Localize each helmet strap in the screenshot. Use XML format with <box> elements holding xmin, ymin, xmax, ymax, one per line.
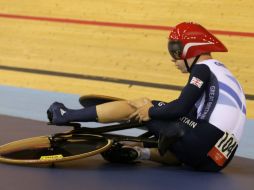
<box><xmin>184</xmin><ymin>55</ymin><xmax>200</xmax><ymax>73</ymax></box>
<box><xmin>184</xmin><ymin>59</ymin><xmax>190</xmax><ymax>72</ymax></box>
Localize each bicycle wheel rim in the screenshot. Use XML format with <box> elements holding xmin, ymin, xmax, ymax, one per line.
<box><xmin>0</xmin><ymin>134</ymin><xmax>112</xmax><ymax>165</ymax></box>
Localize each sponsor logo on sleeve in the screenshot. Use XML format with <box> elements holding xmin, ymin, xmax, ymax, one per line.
<box><xmin>190</xmin><ymin>76</ymin><xmax>204</xmax><ymax>88</ymax></box>
<box><xmin>158</xmin><ymin>102</ymin><xmax>166</xmax><ymax>107</ymax></box>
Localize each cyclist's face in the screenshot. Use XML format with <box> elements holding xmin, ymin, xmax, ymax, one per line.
<box><xmin>172</xmin><ymin>59</ymin><xmax>188</xmax><ymax>73</ymax></box>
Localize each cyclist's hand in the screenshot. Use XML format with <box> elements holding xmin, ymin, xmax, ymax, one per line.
<box><xmin>128</xmin><ymin>98</ymin><xmax>153</xmax><ymax>123</ymax></box>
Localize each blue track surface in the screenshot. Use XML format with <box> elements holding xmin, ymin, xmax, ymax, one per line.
<box><xmin>0</xmin><ymin>115</ymin><xmax>254</xmax><ymax>190</ymax></box>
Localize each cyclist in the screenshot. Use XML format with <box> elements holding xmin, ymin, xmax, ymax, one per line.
<box><xmin>47</xmin><ymin>22</ymin><xmax>246</xmax><ymax>172</ymax></box>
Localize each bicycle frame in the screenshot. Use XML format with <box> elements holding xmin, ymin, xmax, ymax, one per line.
<box><xmin>50</xmin><ymin>122</ymin><xmax>158</xmax><ymax>145</ymax></box>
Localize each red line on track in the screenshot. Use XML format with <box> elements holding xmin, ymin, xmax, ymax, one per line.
<box><xmin>0</xmin><ymin>13</ymin><xmax>254</xmax><ymax>38</ymax></box>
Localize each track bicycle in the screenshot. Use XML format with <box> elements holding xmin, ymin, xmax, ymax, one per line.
<box><xmin>0</xmin><ymin>95</ymin><xmax>157</xmax><ymax>166</ymax></box>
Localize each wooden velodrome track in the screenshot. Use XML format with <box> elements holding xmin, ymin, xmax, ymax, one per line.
<box><xmin>1</xmin><ymin>2</ymin><xmax>254</xmax><ymax>190</ymax></box>
<box><xmin>0</xmin><ymin>0</ymin><xmax>254</xmax><ymax>118</ymax></box>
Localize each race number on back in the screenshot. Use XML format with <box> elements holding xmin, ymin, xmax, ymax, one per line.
<box><xmin>208</xmin><ymin>132</ymin><xmax>238</xmax><ymax>166</ymax></box>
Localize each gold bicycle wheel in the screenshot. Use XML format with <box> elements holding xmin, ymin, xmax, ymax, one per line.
<box><xmin>0</xmin><ymin>134</ymin><xmax>112</xmax><ymax>165</ymax></box>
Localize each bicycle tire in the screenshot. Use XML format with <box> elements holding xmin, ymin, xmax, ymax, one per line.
<box><xmin>0</xmin><ymin>134</ymin><xmax>112</xmax><ymax>165</ymax></box>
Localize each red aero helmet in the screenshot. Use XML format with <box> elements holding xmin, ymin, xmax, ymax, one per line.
<box><xmin>168</xmin><ymin>22</ymin><xmax>228</xmax><ymax>60</ymax></box>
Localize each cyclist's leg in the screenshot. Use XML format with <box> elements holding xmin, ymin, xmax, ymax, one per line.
<box><xmin>149</xmin><ymin>148</ymin><xmax>182</xmax><ymax>165</ymax></box>
<box><xmin>96</xmin><ymin>100</ymin><xmax>136</xmax><ymax>123</ymax></box>
<box><xmin>96</xmin><ymin>97</ymin><xmax>151</xmax><ymax>123</ymax></box>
